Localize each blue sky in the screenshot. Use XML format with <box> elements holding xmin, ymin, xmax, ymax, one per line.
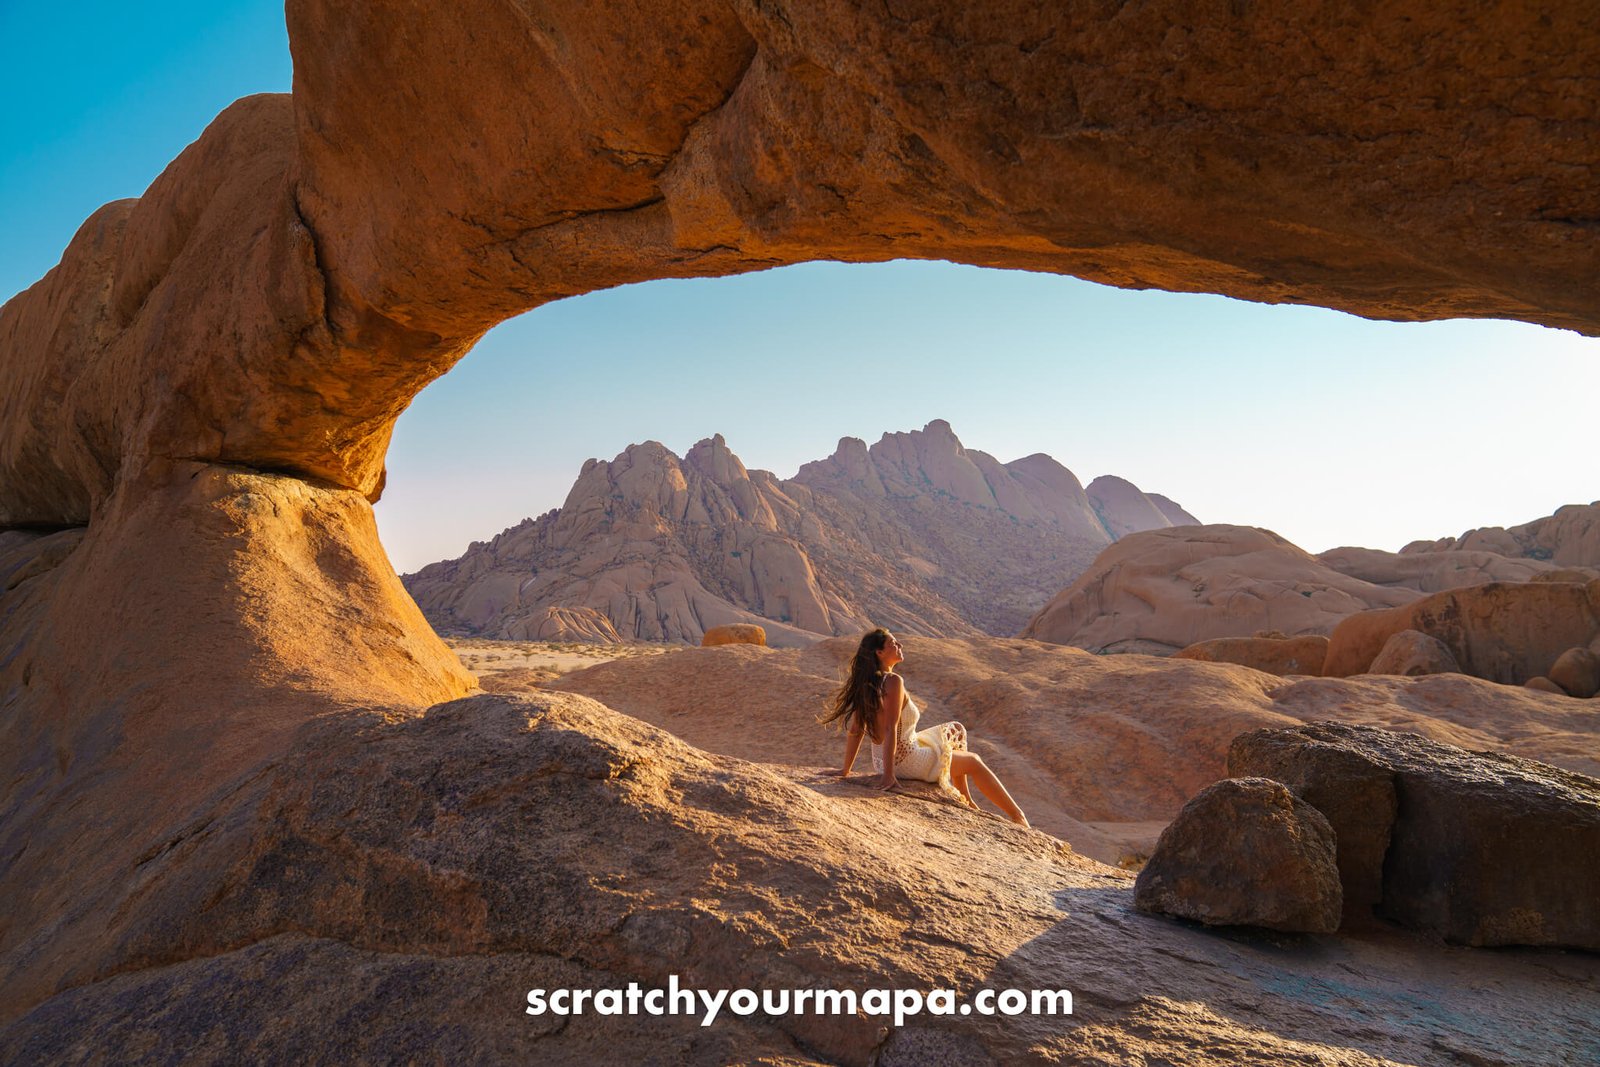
<box><xmin>5</xmin><ymin>2</ymin><xmax>1597</xmax><ymax>574</ymax></box>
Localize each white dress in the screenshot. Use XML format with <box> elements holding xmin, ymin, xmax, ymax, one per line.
<box><xmin>870</xmin><ymin>698</ymin><xmax>968</xmax><ymax>785</ymax></box>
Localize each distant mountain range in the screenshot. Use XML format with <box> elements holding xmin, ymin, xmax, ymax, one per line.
<box><xmin>403</xmin><ymin>420</ymin><xmax>1198</xmax><ymax>645</ymax></box>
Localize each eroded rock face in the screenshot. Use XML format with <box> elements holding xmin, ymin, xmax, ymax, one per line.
<box><xmin>1133</xmin><ymin>777</ymin><xmax>1342</xmax><ymax>933</ymax></box>
<box><xmin>1022</xmin><ymin>525</ymin><xmax>1416</xmax><ymax>654</ymax></box>
<box><xmin>1230</xmin><ymin>722</ymin><xmax>1600</xmax><ymax>949</ymax></box>
<box><xmin>1323</xmin><ymin>580</ymin><xmax>1600</xmax><ymax>681</ymax></box>
<box><xmin>405</xmin><ymin>423</ymin><xmax>1190</xmax><ymax>643</ymax></box>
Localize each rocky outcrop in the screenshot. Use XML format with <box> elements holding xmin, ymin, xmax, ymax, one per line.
<box><xmin>540</xmin><ymin>634</ymin><xmax>1600</xmax><ymax>865</ymax></box>
<box><xmin>701</xmin><ymin>623</ymin><xmax>766</xmax><ymax>647</ymax></box>
<box><xmin>405</xmin><ymin>423</ymin><xmax>1193</xmax><ymax>644</ymax></box>
<box><xmin>1171</xmin><ymin>635</ymin><xmax>1329</xmax><ymax>677</ymax></box>
<box><xmin>1323</xmin><ymin>580</ymin><xmax>1600</xmax><ymax>681</ymax></box>
<box><xmin>1318</xmin><ymin>544</ymin><xmax>1587</xmax><ymax>592</ymax></box>
<box><xmin>1366</xmin><ymin>630</ymin><xmax>1461</xmax><ymax>678</ymax></box>
<box><xmin>1022</xmin><ymin>525</ymin><xmax>1416</xmax><ymax>654</ymax></box>
<box><xmin>1133</xmin><ymin>778</ymin><xmax>1342</xmax><ymax>933</ymax></box>
<box><xmin>1403</xmin><ymin>502</ymin><xmax>1600</xmax><ymax>569</ymax></box>
<box><xmin>4</xmin><ymin>2</ymin><xmax>1600</xmax><ymax>1060</ymax></box>
<box><xmin>1230</xmin><ymin>723</ymin><xmax>1600</xmax><ymax>949</ymax></box>
<box><xmin>7</xmin><ymin>691</ymin><xmax>1599</xmax><ymax>1064</ymax></box>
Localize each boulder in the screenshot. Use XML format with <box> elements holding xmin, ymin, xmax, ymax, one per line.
<box><xmin>1230</xmin><ymin>722</ymin><xmax>1600</xmax><ymax>949</ymax></box>
<box><xmin>1525</xmin><ymin>676</ymin><xmax>1568</xmax><ymax>695</ymax></box>
<box><xmin>1366</xmin><ymin>630</ymin><xmax>1461</xmax><ymax>677</ymax></box>
<box><xmin>1023</xmin><ymin>525</ymin><xmax>1416</xmax><ymax>654</ymax></box>
<box><xmin>701</xmin><ymin>623</ymin><xmax>767</xmax><ymax>648</ymax></box>
<box><xmin>1227</xmin><ymin>732</ymin><xmax>1395</xmax><ymax>923</ymax></box>
<box><xmin>1171</xmin><ymin>635</ymin><xmax>1329</xmax><ymax>677</ymax></box>
<box><xmin>1133</xmin><ymin>777</ymin><xmax>1342</xmax><ymax>933</ymax></box>
<box><xmin>1548</xmin><ymin>647</ymin><xmax>1600</xmax><ymax>699</ymax></box>
<box><xmin>1324</xmin><ymin>581</ymin><xmax>1600</xmax><ymax>682</ymax></box>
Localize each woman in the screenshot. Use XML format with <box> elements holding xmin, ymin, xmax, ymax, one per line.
<box><xmin>822</xmin><ymin>628</ymin><xmax>1029</xmax><ymax>826</ymax></box>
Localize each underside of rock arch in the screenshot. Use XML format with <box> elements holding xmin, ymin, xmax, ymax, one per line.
<box><xmin>0</xmin><ymin>0</ymin><xmax>1597</xmax><ymax>1045</ymax></box>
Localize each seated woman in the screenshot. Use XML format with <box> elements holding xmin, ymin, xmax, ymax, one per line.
<box><xmin>822</xmin><ymin>628</ymin><xmax>1028</xmax><ymax>826</ymax></box>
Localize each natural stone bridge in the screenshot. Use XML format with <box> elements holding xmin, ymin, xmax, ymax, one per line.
<box><xmin>0</xmin><ymin>0</ymin><xmax>1596</xmax><ymax>1040</ymax></box>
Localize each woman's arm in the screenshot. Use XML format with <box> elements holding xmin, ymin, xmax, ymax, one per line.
<box><xmin>836</xmin><ymin>722</ymin><xmax>865</xmax><ymax>776</ymax></box>
<box><xmin>875</xmin><ymin>674</ymin><xmax>904</xmax><ymax>789</ymax></box>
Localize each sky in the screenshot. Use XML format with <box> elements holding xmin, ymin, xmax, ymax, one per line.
<box><xmin>5</xmin><ymin>2</ymin><xmax>1597</xmax><ymax>575</ymax></box>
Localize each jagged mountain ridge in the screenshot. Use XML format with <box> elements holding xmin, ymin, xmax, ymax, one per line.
<box><xmin>404</xmin><ymin>420</ymin><xmax>1198</xmax><ymax>644</ymax></box>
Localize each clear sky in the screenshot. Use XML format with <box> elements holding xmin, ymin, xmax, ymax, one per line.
<box><xmin>6</xmin><ymin>2</ymin><xmax>1597</xmax><ymax>575</ymax></box>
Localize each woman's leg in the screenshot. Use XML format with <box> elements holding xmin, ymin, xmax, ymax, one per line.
<box><xmin>950</xmin><ymin>751</ymin><xmax>1028</xmax><ymax>826</ymax></box>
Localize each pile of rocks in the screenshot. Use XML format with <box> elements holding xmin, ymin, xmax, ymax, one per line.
<box><xmin>1134</xmin><ymin>723</ymin><xmax>1600</xmax><ymax>950</ymax></box>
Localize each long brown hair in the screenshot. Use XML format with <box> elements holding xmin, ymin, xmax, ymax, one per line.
<box><xmin>819</xmin><ymin>628</ymin><xmax>893</xmax><ymax>742</ymax></box>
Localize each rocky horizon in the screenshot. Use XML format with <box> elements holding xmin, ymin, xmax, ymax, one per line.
<box><xmin>403</xmin><ymin>419</ymin><xmax>1197</xmax><ymax>645</ymax></box>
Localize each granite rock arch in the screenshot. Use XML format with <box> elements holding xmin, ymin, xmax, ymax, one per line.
<box><xmin>0</xmin><ymin>0</ymin><xmax>1596</xmax><ymax>1025</ymax></box>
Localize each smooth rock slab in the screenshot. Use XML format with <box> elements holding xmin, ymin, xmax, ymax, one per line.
<box><xmin>1133</xmin><ymin>777</ymin><xmax>1342</xmax><ymax>933</ymax></box>
<box><xmin>1230</xmin><ymin>722</ymin><xmax>1600</xmax><ymax>949</ymax></box>
<box><xmin>1172</xmin><ymin>634</ymin><xmax>1330</xmax><ymax>677</ymax></box>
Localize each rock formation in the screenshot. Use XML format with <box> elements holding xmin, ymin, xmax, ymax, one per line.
<box><xmin>1171</xmin><ymin>634</ymin><xmax>1330</xmax><ymax>677</ymax></box>
<box><xmin>1029</xmin><ymin>517</ymin><xmax>1600</xmax><ymax>665</ymax></box>
<box><xmin>700</xmin><ymin>623</ymin><xmax>766</xmax><ymax>647</ymax></box>
<box><xmin>404</xmin><ymin>422</ymin><xmax>1194</xmax><ymax>644</ymax></box>
<box><xmin>1021</xmin><ymin>525</ymin><xmax>1417</xmax><ymax>654</ymax></box>
<box><xmin>1086</xmin><ymin>476</ymin><xmax>1200</xmax><ymax>540</ymax></box>
<box><xmin>1323</xmin><ymin>580</ymin><xmax>1600</xmax><ymax>681</ymax></box>
<box><xmin>1366</xmin><ymin>629</ymin><xmax>1462</xmax><ymax>678</ymax></box>
<box><xmin>3</xmin><ymin>0</ymin><xmax>1599</xmax><ymax>1059</ymax></box>
<box><xmin>542</xmin><ymin>635</ymin><xmax>1600</xmax><ymax>863</ymax></box>
<box><xmin>1403</xmin><ymin>501</ymin><xmax>1600</xmax><ymax>568</ymax></box>
<box><xmin>1549</xmin><ymin>646</ymin><xmax>1600</xmax><ymax>698</ymax></box>
<box><xmin>1133</xmin><ymin>777</ymin><xmax>1342</xmax><ymax>933</ymax></box>
<box><xmin>1230</xmin><ymin>723</ymin><xmax>1600</xmax><ymax>950</ymax></box>
<box><xmin>1318</xmin><ymin>544</ymin><xmax>1590</xmax><ymax>592</ymax></box>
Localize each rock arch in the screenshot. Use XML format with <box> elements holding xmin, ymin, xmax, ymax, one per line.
<box><xmin>0</xmin><ymin>0</ymin><xmax>1596</xmax><ymax>1031</ymax></box>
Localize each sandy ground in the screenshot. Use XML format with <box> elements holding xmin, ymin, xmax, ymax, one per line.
<box><xmin>445</xmin><ymin>636</ymin><xmax>681</xmax><ymax>689</ymax></box>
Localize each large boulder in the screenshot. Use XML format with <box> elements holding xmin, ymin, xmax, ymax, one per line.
<box><xmin>1366</xmin><ymin>630</ymin><xmax>1461</xmax><ymax>677</ymax></box>
<box><xmin>701</xmin><ymin>623</ymin><xmax>767</xmax><ymax>647</ymax></box>
<box><xmin>1171</xmin><ymin>634</ymin><xmax>1329</xmax><ymax>676</ymax></box>
<box><xmin>1229</xmin><ymin>723</ymin><xmax>1600</xmax><ymax>949</ymax></box>
<box><xmin>1023</xmin><ymin>525</ymin><xmax>1416</xmax><ymax>654</ymax></box>
<box><xmin>1548</xmin><ymin>647</ymin><xmax>1600</xmax><ymax>699</ymax></box>
<box><xmin>1324</xmin><ymin>580</ymin><xmax>1600</xmax><ymax>681</ymax></box>
<box><xmin>1133</xmin><ymin>778</ymin><xmax>1342</xmax><ymax>933</ymax></box>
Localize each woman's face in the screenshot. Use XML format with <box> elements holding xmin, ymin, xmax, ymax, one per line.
<box><xmin>876</xmin><ymin>633</ymin><xmax>904</xmax><ymax>670</ymax></box>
